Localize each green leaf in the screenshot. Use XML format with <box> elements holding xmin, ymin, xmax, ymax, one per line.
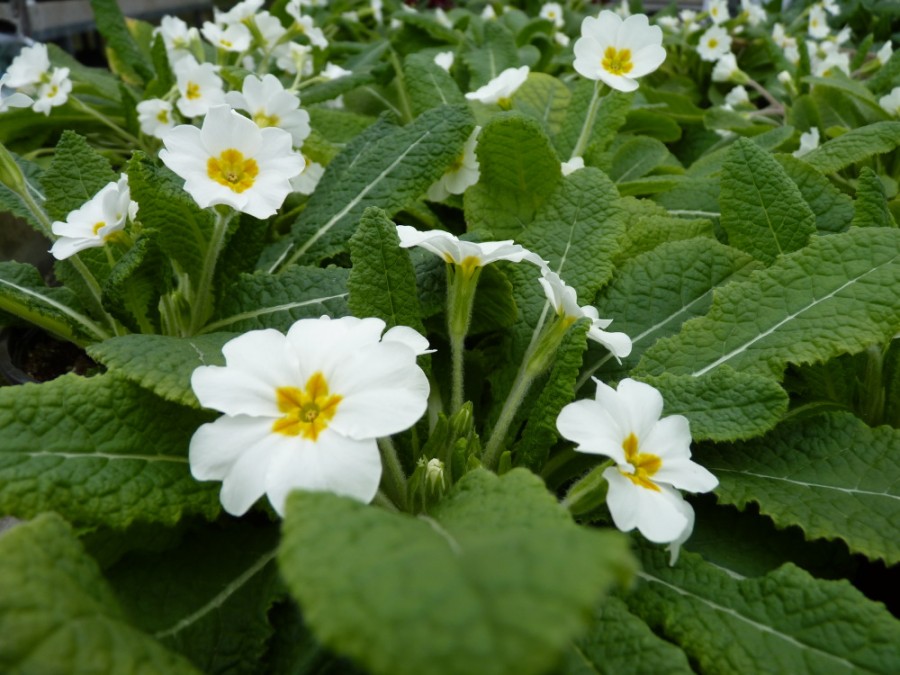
<box><xmin>469</xmin><ymin>264</ymin><xmax>519</xmax><ymax>334</ymax></box>
<box><xmin>204</xmin><ymin>266</ymin><xmax>349</xmax><ymax>333</ymax></box>
<box><xmin>867</xmin><ymin>49</ymin><xmax>900</xmax><ymax>95</ymax></box>
<box><xmin>777</xmin><ymin>154</ymin><xmax>854</xmax><ymax>234</ymax></box>
<box><xmin>698</xmin><ymin>411</ymin><xmax>900</xmax><ymax>565</ymax></box>
<box><xmin>561</xmin><ymin>596</ymin><xmax>693</xmax><ymax>675</ymax></box>
<box><xmin>852</xmin><ymin>167</ymin><xmax>897</xmax><ymax>229</ymax></box>
<box><xmin>627</xmin><ymin>547</ymin><xmax>900</xmax><ymax>674</ymax></box>
<box><xmin>719</xmin><ymin>137</ymin><xmax>816</xmax><ymax>264</ymax></box>
<box><xmin>515</xmin><ymin>321</ymin><xmax>589</xmax><ymax>471</ymax></box>
<box><xmin>41</xmin><ymin>131</ymin><xmax>117</xmax><ymax>222</ymax></box>
<box><xmin>0</xmin><ymin>261</ymin><xmax>107</xmax><ymax>344</ymax></box>
<box><xmin>510</xmin><ymin>72</ymin><xmax>572</xmax><ymax>138</ymax></box>
<box><xmin>612</xmin><ymin>205</ymin><xmax>715</xmax><ymax>264</ymax></box>
<box><xmin>463</xmin><ymin>21</ymin><xmax>519</xmax><ymax>87</ymax></box>
<box><xmin>348</xmin><ymin>207</ymin><xmax>425</xmax><ymax>332</ymax></box>
<box><xmin>520</xmin><ymin>167</ymin><xmax>623</xmax><ymax>301</ymax></box>
<box><xmin>637</xmin><ymin>228</ymin><xmax>900</xmax><ymax>379</ymax></box>
<box><xmin>621</xmin><ymin>108</ymin><xmax>683</xmax><ymax>143</ymax></box>
<box><xmin>101</xmin><ymin>235</ymin><xmax>167</xmax><ymax>334</ymax></box>
<box><xmin>88</xmin><ymin>333</ymin><xmax>234</xmax><ymax>408</ymax></box>
<box><xmin>608</xmin><ymin>136</ymin><xmax>671</xmax><ymax>183</ymax></box>
<box><xmin>403</xmin><ymin>53</ymin><xmax>466</xmax><ymax>117</ymax></box>
<box><xmin>0</xmin><ymin>373</ymin><xmax>219</xmax><ymax>527</ymax></box>
<box><xmin>89</xmin><ymin>0</ymin><xmax>154</xmax><ymax>83</ymax></box>
<box><xmin>279</xmin><ymin>469</ymin><xmax>635</xmax><ymax>675</ymax></box>
<box><xmin>464</xmin><ymin>112</ymin><xmax>561</xmax><ymax>239</ymax></box>
<box><xmin>279</xmin><ymin>105</ymin><xmax>473</xmax><ymax>267</ymax></box>
<box><xmin>0</xmin><ymin>514</ymin><xmax>200</xmax><ymax>674</ymax></box>
<box><xmin>640</xmin><ymin>368</ymin><xmax>789</xmax><ymax>442</ymax></box>
<box><xmin>802</xmin><ymin>121</ymin><xmax>900</xmax><ymax>174</ymax></box>
<box><xmin>299</xmin><ymin>72</ymin><xmax>377</xmax><ymax>107</ymax></box>
<box><xmin>47</xmin><ymin>42</ymin><xmax>122</xmax><ymax>102</ymax></box>
<box><xmin>107</xmin><ymin>520</ymin><xmax>281</xmax><ymax>675</ymax></box>
<box><xmin>557</xmin><ymin>82</ymin><xmax>633</xmax><ymax>159</ymax></box>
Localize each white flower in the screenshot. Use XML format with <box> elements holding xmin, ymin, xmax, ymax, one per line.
<box><xmin>160</xmin><ymin>105</ymin><xmax>305</xmax><ymax>219</ymax></box>
<box><xmin>793</xmin><ymin>127</ymin><xmax>820</xmax><ymax>157</ymax></box>
<box><xmin>573</xmin><ymin>11</ymin><xmax>665</xmax><ymax>93</ymax></box>
<box><xmin>811</xmin><ymin>47</ymin><xmax>849</xmax><ymax>76</ymax></box>
<box><xmin>225</xmin><ymin>74</ymin><xmax>311</xmax><ymax>147</ymax></box>
<box><xmin>434</xmin><ymin>8</ymin><xmax>452</xmax><ymax>29</ymax></box>
<box><xmin>32</xmin><ymin>68</ymin><xmax>71</xmax><ymax>116</ymax></box>
<box><xmin>295</xmin><ymin>15</ymin><xmax>328</xmax><ymax>49</ymax></box>
<box><xmin>724</xmin><ymin>85</ymin><xmax>750</xmax><ymax>107</ymax></box>
<box><xmin>4</xmin><ymin>43</ymin><xmax>50</xmax><ymax>90</ymax></box>
<box><xmin>540</xmin><ymin>3</ymin><xmax>565</xmax><ymax>29</ymax></box>
<box><xmin>137</xmin><ymin>98</ymin><xmax>175</xmax><ymax>138</ymax></box>
<box><xmin>697</xmin><ymin>25</ymin><xmax>732</xmax><ymax>62</ymax></box>
<box><xmin>434</xmin><ymin>51</ymin><xmax>454</xmax><ymax>71</ymax></box>
<box><xmin>424</xmin><ymin>458</ymin><xmax>446</xmax><ymax>490</ymax></box>
<box><xmin>706</xmin><ymin>0</ymin><xmax>730</xmax><ymax>25</ymax></box>
<box><xmin>834</xmin><ymin>26</ymin><xmax>851</xmax><ymax>45</ymax></box>
<box><xmin>371</xmin><ymin>0</ymin><xmax>384</xmax><ymax>25</ymax></box>
<box><xmin>481</xmin><ymin>5</ymin><xmax>496</xmax><ymax>20</ymax></box>
<box><xmin>822</xmin><ymin>0</ymin><xmax>840</xmax><ymax>16</ymax></box>
<box><xmin>201</xmin><ymin>21</ymin><xmax>252</xmax><ymax>52</ymax></box>
<box><xmin>538</xmin><ymin>268</ymin><xmax>631</xmax><ymax>358</ymax></box>
<box><xmin>465</xmin><ymin>66</ymin><xmax>529</xmax><ymax>105</ymax></box>
<box><xmin>679</xmin><ymin>9</ymin><xmax>701</xmax><ymax>34</ymax></box>
<box><xmin>556</xmin><ymin>378</ymin><xmax>718</xmax><ymax>544</ymax></box>
<box><xmin>291</xmin><ymin>156</ymin><xmax>325</xmax><ymax>195</ymax></box>
<box><xmin>189</xmin><ymin>316</ymin><xmax>430</xmax><ymax>516</ymax></box>
<box><xmin>613</xmin><ymin>0</ymin><xmax>630</xmax><ymax>19</ymax></box>
<box><xmin>155</xmin><ymin>16</ymin><xmax>199</xmax><ymax>66</ymax></box>
<box><xmin>880</xmin><ymin>87</ymin><xmax>900</xmax><ymax>116</ymax></box>
<box><xmin>656</xmin><ymin>16</ymin><xmax>680</xmax><ymax>31</ymax></box>
<box><xmin>554</xmin><ymin>32</ymin><xmax>571</xmax><ymax>47</ymax></box>
<box><xmin>255</xmin><ymin>11</ymin><xmax>288</xmax><ymax>52</ymax></box>
<box><xmin>50</xmin><ymin>176</ymin><xmax>136</xmax><ymax>260</ymax></box>
<box><xmin>561</xmin><ymin>156</ymin><xmax>585</xmax><ymax>176</ymax></box>
<box><xmin>777</xmin><ymin>70</ymin><xmax>793</xmax><ymax>86</ymax></box>
<box><xmin>711</xmin><ymin>53</ymin><xmax>740</xmax><ymax>82</ymax></box>
<box><xmin>0</xmin><ymin>77</ymin><xmax>32</xmax><ymax>112</ymax></box>
<box><xmin>214</xmin><ymin>0</ymin><xmax>264</xmax><ymax>26</ymax></box>
<box><xmin>277</xmin><ymin>43</ymin><xmax>314</xmax><ymax>76</ymax></box>
<box><xmin>808</xmin><ymin>5</ymin><xmax>829</xmax><ymax>40</ymax></box>
<box><xmin>321</xmin><ymin>62</ymin><xmax>352</xmax><ymax>80</ymax></box>
<box><xmin>877</xmin><ymin>41</ymin><xmax>893</xmax><ymax>65</ymax></box>
<box><xmin>426</xmin><ymin>126</ymin><xmax>480</xmax><ymax>201</ymax></box>
<box><xmin>396</xmin><ymin>225</ymin><xmax>545</xmax><ymax>272</ymax></box>
<box><xmin>174</xmin><ymin>56</ymin><xmax>225</xmax><ymax>118</ymax></box>
<box><xmin>740</xmin><ymin>0</ymin><xmax>766</xmax><ymax>26</ymax></box>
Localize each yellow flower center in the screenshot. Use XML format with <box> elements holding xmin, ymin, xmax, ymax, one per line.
<box><xmin>601</xmin><ymin>46</ymin><xmax>634</xmax><ymax>76</ymax></box>
<box><xmin>156</xmin><ymin>109</ymin><xmax>170</xmax><ymax>124</ymax></box>
<box><xmin>253</xmin><ymin>111</ymin><xmax>281</xmax><ymax>128</ymax></box>
<box><xmin>186</xmin><ymin>82</ymin><xmax>201</xmax><ymax>100</ymax></box>
<box><xmin>272</xmin><ymin>372</ymin><xmax>342</xmax><ymax>441</ymax></box>
<box><xmin>221</xmin><ymin>39</ymin><xmax>233</xmax><ymax>48</ymax></box>
<box><xmin>207</xmin><ymin>148</ymin><xmax>259</xmax><ymax>193</ymax></box>
<box><xmin>620</xmin><ymin>432</ymin><xmax>662</xmax><ymax>491</ymax></box>
<box><xmin>47</xmin><ymin>85</ymin><xmax>59</xmax><ymax>98</ymax></box>
<box><xmin>708</xmin><ymin>38</ymin><xmax>719</xmax><ymax>49</ymax></box>
<box><xmin>92</xmin><ymin>221</ymin><xmax>106</xmax><ymax>235</ymax></box>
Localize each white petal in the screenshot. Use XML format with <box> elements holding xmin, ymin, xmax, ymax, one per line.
<box><xmin>382</xmin><ymin>325</ymin><xmax>434</xmax><ymax>355</ymax></box>
<box><xmin>654</xmin><ymin>458</ymin><xmax>719</xmax><ymax>493</ymax></box>
<box><xmin>604</xmin><ymin>468</ymin><xmax>690</xmax><ymax>543</ymax></box>
<box><xmin>641</xmin><ymin>414</ymin><xmax>692</xmax><ymax>460</ymax></box>
<box><xmin>556</xmin><ymin>399</ymin><xmax>628</xmax><ymax>463</ymax></box>
<box><xmin>286</xmin><ymin>316</ymin><xmax>385</xmax><ymax>384</ymax></box>
<box><xmin>616</xmin><ymin>378</ymin><xmax>664</xmax><ymax>441</ymax></box>
<box><xmin>219</xmin><ymin>427</ymin><xmax>292</xmax><ymax>515</ymax></box>
<box><xmin>189</xmin><ymin>415</ymin><xmax>274</xmax><ymax>481</ymax></box>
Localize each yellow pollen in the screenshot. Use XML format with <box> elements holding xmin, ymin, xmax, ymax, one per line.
<box><xmin>272</xmin><ymin>372</ymin><xmax>342</xmax><ymax>441</ymax></box>
<box><xmin>620</xmin><ymin>432</ymin><xmax>663</xmax><ymax>492</ymax></box>
<box><xmin>47</xmin><ymin>85</ymin><xmax>59</xmax><ymax>98</ymax></box>
<box><xmin>207</xmin><ymin>148</ymin><xmax>259</xmax><ymax>193</ymax></box>
<box><xmin>458</xmin><ymin>255</ymin><xmax>481</xmax><ymax>277</ymax></box>
<box><xmin>92</xmin><ymin>221</ymin><xmax>106</xmax><ymax>235</ymax></box>
<box><xmin>601</xmin><ymin>46</ymin><xmax>634</xmax><ymax>76</ymax></box>
<box><xmin>221</xmin><ymin>39</ymin><xmax>233</xmax><ymax>48</ymax></box>
<box><xmin>253</xmin><ymin>111</ymin><xmax>281</xmax><ymax>128</ymax></box>
<box><xmin>156</xmin><ymin>110</ymin><xmax>170</xmax><ymax>124</ymax></box>
<box><xmin>186</xmin><ymin>82</ymin><xmax>201</xmax><ymax>100</ymax></box>
<box><xmin>708</xmin><ymin>38</ymin><xmax>719</xmax><ymax>49</ymax></box>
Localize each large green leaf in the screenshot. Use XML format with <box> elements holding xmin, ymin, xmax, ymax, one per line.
<box><xmin>0</xmin><ymin>373</ymin><xmax>219</xmax><ymax>527</ymax></box>
<box><xmin>802</xmin><ymin>121</ymin><xmax>900</xmax><ymax>174</ymax></box>
<box><xmin>777</xmin><ymin>154</ymin><xmax>854</xmax><ymax>234</ymax></box>
<box><xmin>698</xmin><ymin>412</ymin><xmax>900</xmax><ymax>565</ymax></box>
<box><xmin>279</xmin><ymin>469</ymin><xmax>634</xmax><ymax>675</ymax></box>
<box><xmin>41</xmin><ymin>130</ymin><xmax>117</xmax><ymax>222</ymax></box>
<box><xmin>511</xmin><ymin>72</ymin><xmax>572</xmax><ymax>138</ymax></box>
<box><xmin>462</xmin><ymin>21</ymin><xmax>519</xmax><ymax>87</ymax></box>
<box><xmin>557</xmin><ymin>82</ymin><xmax>633</xmax><ymax>159</ymax></box>
<box><xmin>627</xmin><ymin>547</ymin><xmax>900</xmax><ymax>674</ymax></box>
<box><xmin>852</xmin><ymin>167</ymin><xmax>896</xmax><ymax>229</ymax></box>
<box><xmin>100</xmin><ymin>234</ymin><xmax>167</xmax><ymax>334</ymax></box>
<box><xmin>0</xmin><ymin>514</ymin><xmax>200</xmax><ymax>674</ymax></box>
<box><xmin>403</xmin><ymin>52</ymin><xmax>466</xmax><ymax>117</ymax></box>
<box><xmin>278</xmin><ymin>105</ymin><xmax>473</xmax><ymax>267</ymax></box>
<box><xmin>719</xmin><ymin>138</ymin><xmax>816</xmax><ymax>265</ymax></box>
<box><xmin>348</xmin><ymin>207</ymin><xmax>424</xmax><ymax>333</ymax></box>
<box><xmin>89</xmin><ymin>0</ymin><xmax>154</xmax><ymax>82</ymax></box>
<box><xmin>637</xmin><ymin>228</ymin><xmax>900</xmax><ymax>379</ymax></box>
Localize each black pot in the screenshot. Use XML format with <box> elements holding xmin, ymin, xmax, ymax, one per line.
<box><xmin>0</xmin><ymin>327</ymin><xmax>95</xmax><ymax>385</ymax></box>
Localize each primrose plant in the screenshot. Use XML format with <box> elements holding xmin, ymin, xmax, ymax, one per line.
<box><xmin>1</xmin><ymin>0</ymin><xmax>900</xmax><ymax>674</ymax></box>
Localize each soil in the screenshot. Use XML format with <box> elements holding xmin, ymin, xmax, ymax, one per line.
<box><xmin>0</xmin><ymin>328</ymin><xmax>96</xmax><ymax>384</ymax></box>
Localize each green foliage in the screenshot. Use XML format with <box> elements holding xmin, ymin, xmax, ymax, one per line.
<box><xmin>463</xmin><ymin>22</ymin><xmax>519</xmax><ymax>87</ymax></box>
<box><xmin>698</xmin><ymin>412</ymin><xmax>900</xmax><ymax>564</ymax></box>
<box><xmin>852</xmin><ymin>167</ymin><xmax>897</xmax><ymax>228</ymax></box>
<box><xmin>403</xmin><ymin>53</ymin><xmax>466</xmax><ymax>117</ymax></box>
<box><xmin>101</xmin><ymin>235</ymin><xmax>167</xmax><ymax>333</ymax></box>
<box><xmin>0</xmin><ymin>514</ymin><xmax>200</xmax><ymax>674</ymax></box>
<box><xmin>608</xmin><ymin>136</ymin><xmax>671</xmax><ymax>183</ymax></box>
<box><xmin>511</xmin><ymin>73</ymin><xmax>571</xmax><ymax>138</ymax></box>
<box><xmin>777</xmin><ymin>154</ymin><xmax>855</xmax><ymax>234</ymax></box>
<box><xmin>802</xmin><ymin>121</ymin><xmax>900</xmax><ymax>173</ymax></box>
<box><xmin>0</xmin><ymin>373</ymin><xmax>219</xmax><ymax>527</ymax></box>
<box><xmin>557</xmin><ymin>83</ymin><xmax>633</xmax><ymax>159</ymax></box>
<box><xmin>42</xmin><ymin>131</ymin><xmax>117</xmax><ymax>221</ymax></box>
<box><xmin>89</xmin><ymin>0</ymin><xmax>154</xmax><ymax>83</ymax></box>
<box><xmin>279</xmin><ymin>469</ymin><xmax>635</xmax><ymax>675</ymax></box>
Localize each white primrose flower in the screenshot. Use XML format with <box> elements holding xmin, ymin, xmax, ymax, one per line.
<box><xmin>32</xmin><ymin>68</ymin><xmax>72</xmax><ymax>116</ymax></box>
<box><xmin>561</xmin><ymin>156</ymin><xmax>585</xmax><ymax>176</ymax></box>
<box><xmin>0</xmin><ymin>77</ymin><xmax>33</xmax><ymax>112</ymax></box>
<box><xmin>879</xmin><ymin>87</ymin><xmax>900</xmax><ymax>116</ymax></box>
<box><xmin>174</xmin><ymin>56</ymin><xmax>225</xmax><ymax>118</ymax></box>
<box><xmin>740</xmin><ymin>0</ymin><xmax>766</xmax><ymax>26</ymax></box>
<box><xmin>225</xmin><ymin>74</ymin><xmax>311</xmax><ymax>147</ymax></box>
<box><xmin>434</xmin><ymin>8</ymin><xmax>453</xmax><ymax>29</ymax></box>
<box><xmin>711</xmin><ymin>52</ymin><xmax>741</xmax><ymax>82</ymax></box>
<box><xmin>554</xmin><ymin>32</ymin><xmax>571</xmax><ymax>47</ymax></box>
<box><xmin>808</xmin><ymin>5</ymin><xmax>830</xmax><ymax>40</ymax></box>
<box><xmin>877</xmin><ymin>41</ymin><xmax>893</xmax><ymax>65</ymax></box>
<box><xmin>290</xmin><ymin>156</ymin><xmax>325</xmax><ymax>195</ymax></box>
<box><xmin>136</xmin><ymin>98</ymin><xmax>175</xmax><ymax>138</ymax></box>
<box><xmin>155</xmin><ymin>16</ymin><xmax>199</xmax><ymax>66</ymax></box>
<box><xmin>793</xmin><ymin>127</ymin><xmax>820</xmax><ymax>158</ymax></box>
<box><xmin>540</xmin><ymin>3</ymin><xmax>565</xmax><ymax>29</ymax></box>
<box><xmin>426</xmin><ymin>126</ymin><xmax>481</xmax><ymax>201</ymax></box>
<box><xmin>679</xmin><ymin>9</ymin><xmax>701</xmax><ymax>34</ymax></box>
<box><xmin>573</xmin><ymin>11</ymin><xmax>665</xmax><ymax>93</ymax></box>
<box><xmin>215</xmin><ymin>0</ymin><xmax>264</xmax><ymax>26</ymax></box>
<box><xmin>613</xmin><ymin>0</ymin><xmax>630</xmax><ymax>19</ymax></box>
<box><xmin>201</xmin><ymin>21</ymin><xmax>252</xmax><ymax>52</ymax></box>
<box><xmin>481</xmin><ymin>5</ymin><xmax>496</xmax><ymax>20</ymax></box>
<box><xmin>189</xmin><ymin>316</ymin><xmax>430</xmax><ymax>516</ymax></box>
<box><xmin>697</xmin><ymin>25</ymin><xmax>732</xmax><ymax>62</ymax></box>
<box><xmin>396</xmin><ymin>225</ymin><xmax>545</xmax><ymax>272</ymax></box>
<box><xmin>434</xmin><ymin>51</ymin><xmax>455</xmax><ymax>71</ymax></box>
<box><xmin>295</xmin><ymin>15</ymin><xmax>328</xmax><ymax>49</ymax></box>
<box><xmin>465</xmin><ymin>66</ymin><xmax>529</xmax><ymax>106</ymax></box>
<box><xmin>277</xmin><ymin>43</ymin><xmax>314</xmax><ymax>77</ymax></box>
<box><xmin>822</xmin><ymin>0</ymin><xmax>840</xmax><ymax>16</ymax></box>
<box><xmin>4</xmin><ymin>43</ymin><xmax>51</xmax><ymax>90</ymax></box>
<box><xmin>255</xmin><ymin>11</ymin><xmax>289</xmax><ymax>53</ymax></box>
<box><xmin>160</xmin><ymin>105</ymin><xmax>305</xmax><ymax>219</ymax></box>
<box><xmin>724</xmin><ymin>85</ymin><xmax>750</xmax><ymax>107</ymax></box>
<box><xmin>50</xmin><ymin>176</ymin><xmax>136</xmax><ymax>260</ymax></box>
<box><xmin>706</xmin><ymin>0</ymin><xmax>730</xmax><ymax>25</ymax></box>
<box><xmin>372</xmin><ymin>0</ymin><xmax>384</xmax><ymax>25</ymax></box>
<box><xmin>321</xmin><ymin>62</ymin><xmax>353</xmax><ymax>80</ymax></box>
<box><xmin>556</xmin><ymin>378</ymin><xmax>718</xmax><ymax>545</ymax></box>
<box><xmin>538</xmin><ymin>268</ymin><xmax>632</xmax><ymax>359</ymax></box>
<box><xmin>656</xmin><ymin>16</ymin><xmax>680</xmax><ymax>31</ymax></box>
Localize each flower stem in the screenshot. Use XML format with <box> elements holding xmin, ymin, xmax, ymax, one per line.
<box><xmin>745</xmin><ymin>78</ymin><xmax>785</xmax><ymax>116</ymax></box>
<box><xmin>446</xmin><ymin>264</ymin><xmax>481</xmax><ymax>414</ymax></box>
<box><xmin>560</xmin><ymin>460</ymin><xmax>614</xmax><ymax>515</ymax></box>
<box><xmin>70</xmin><ymin>97</ymin><xmax>146</xmax><ymax>150</ymax></box>
<box><xmin>570</xmin><ymin>80</ymin><xmax>605</xmax><ymax>160</ymax></box>
<box><xmin>189</xmin><ymin>207</ymin><xmax>235</xmax><ymax>334</ymax></box>
<box><xmin>378</xmin><ymin>436</ymin><xmax>408</xmax><ymax>511</ymax></box>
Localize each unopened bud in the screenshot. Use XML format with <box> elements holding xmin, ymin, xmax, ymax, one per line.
<box><xmin>0</xmin><ymin>142</ymin><xmax>27</xmax><ymax>195</ymax></box>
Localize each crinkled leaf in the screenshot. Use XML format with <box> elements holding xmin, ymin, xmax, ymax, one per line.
<box><xmin>300</xmin><ymin>72</ymin><xmax>377</xmax><ymax>107</ymax></box>
<box><xmin>279</xmin><ymin>469</ymin><xmax>635</xmax><ymax>675</ymax></box>
<box><xmin>521</xmin><ymin>167</ymin><xmax>623</xmax><ymax>301</ymax></box>
<box><xmin>463</xmin><ymin>21</ymin><xmax>518</xmax><ymax>87</ymax></box>
<box><xmin>348</xmin><ymin>207</ymin><xmax>424</xmax><ymax>332</ymax></box>
<box><xmin>403</xmin><ymin>53</ymin><xmax>465</xmax><ymax>117</ymax></box>
<box><xmin>698</xmin><ymin>411</ymin><xmax>900</xmax><ymax>565</ymax></box>
<box><xmin>107</xmin><ymin>520</ymin><xmax>281</xmax><ymax>675</ymax></box>
<box><xmin>0</xmin><ymin>373</ymin><xmax>219</xmax><ymax>527</ymax></box>
<box><xmin>511</xmin><ymin>72</ymin><xmax>572</xmax><ymax>138</ymax></box>
<box><xmin>852</xmin><ymin>167</ymin><xmax>896</xmax><ymax>229</ymax></box>
<box><xmin>88</xmin><ymin>333</ymin><xmax>234</xmax><ymax>408</ymax></box>
<box><xmin>0</xmin><ymin>514</ymin><xmax>200</xmax><ymax>674</ymax></box>
<box><xmin>42</xmin><ymin>130</ymin><xmax>117</xmax><ymax>222</ymax></box>
<box><xmin>464</xmin><ymin>112</ymin><xmax>561</xmax><ymax>239</ymax></box>
<box><xmin>609</xmin><ymin>136</ymin><xmax>671</xmax><ymax>183</ymax></box>
<box><xmin>101</xmin><ymin>235</ymin><xmax>167</xmax><ymax>334</ymax></box>
<box><xmin>613</xmin><ymin>204</ymin><xmax>715</xmax><ymax>264</ymax></box>
<box><xmin>802</xmin><ymin>121</ymin><xmax>900</xmax><ymax>174</ymax></box>
<box><xmin>621</xmin><ymin>108</ymin><xmax>683</xmax><ymax>143</ymax></box>
<box><xmin>89</xmin><ymin>0</ymin><xmax>154</xmax><ymax>83</ymax></box>
<box><xmin>204</xmin><ymin>266</ymin><xmax>349</xmax><ymax>333</ymax></box>
<box><xmin>720</xmin><ymin>137</ymin><xmax>816</xmax><ymax>265</ymax></box>
<box><xmin>638</xmin><ymin>228</ymin><xmax>900</xmax><ymax>379</ymax></box>
<box><xmin>627</xmin><ymin>547</ymin><xmax>900</xmax><ymax>675</ymax></box>
<box><xmin>777</xmin><ymin>154</ymin><xmax>854</xmax><ymax>234</ymax></box>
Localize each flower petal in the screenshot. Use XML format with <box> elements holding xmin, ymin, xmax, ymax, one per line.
<box><xmin>556</xmin><ymin>399</ymin><xmax>628</xmax><ymax>463</ymax></box>
<box><xmin>604</xmin><ymin>468</ymin><xmax>690</xmax><ymax>543</ymax></box>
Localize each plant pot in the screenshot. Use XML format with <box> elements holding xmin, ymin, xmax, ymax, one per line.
<box><xmin>0</xmin><ymin>327</ymin><xmax>95</xmax><ymax>384</ymax></box>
